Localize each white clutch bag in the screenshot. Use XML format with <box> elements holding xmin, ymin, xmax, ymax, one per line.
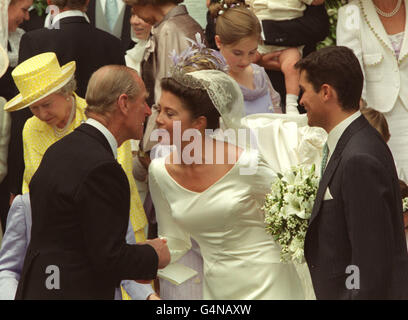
<box><xmin>158</xmin><ymin>263</ymin><xmax>198</xmax><ymax>286</ymax></box>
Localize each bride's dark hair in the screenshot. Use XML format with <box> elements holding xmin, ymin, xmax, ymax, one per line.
<box><xmin>160</xmin><ymin>41</ymin><xmax>228</xmax><ymax>130</ymax></box>
<box><xmin>160</xmin><ymin>78</ymin><xmax>220</xmax><ymax>130</ymax></box>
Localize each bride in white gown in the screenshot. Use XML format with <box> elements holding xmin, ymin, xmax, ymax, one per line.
<box><xmin>148</xmin><ymin>57</ymin><xmax>310</xmax><ymax>298</ymax></box>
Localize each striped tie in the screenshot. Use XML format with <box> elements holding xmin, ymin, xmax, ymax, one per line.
<box><xmin>320</xmin><ymin>142</ymin><xmax>329</xmax><ymax>179</ymax></box>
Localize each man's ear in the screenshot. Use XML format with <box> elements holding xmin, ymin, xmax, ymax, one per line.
<box><xmin>117</xmin><ymin>94</ymin><xmax>129</xmax><ymax>115</ymax></box>
<box><xmin>320</xmin><ymin>84</ymin><xmax>333</xmax><ymax>101</ymax></box>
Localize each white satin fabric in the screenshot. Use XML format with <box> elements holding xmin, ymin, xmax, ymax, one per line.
<box><xmin>242</xmin><ymin>113</ymin><xmax>327</xmax><ymax>173</ymax></box>
<box><xmin>149</xmin><ymin>148</ymin><xmax>305</xmax><ymax>300</ymax></box>
<box><xmin>242</xmin><ymin>113</ymin><xmax>327</xmax><ymax>300</ymax></box>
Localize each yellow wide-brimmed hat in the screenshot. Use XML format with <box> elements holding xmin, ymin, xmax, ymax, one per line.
<box><xmin>4</xmin><ymin>52</ymin><xmax>76</xmax><ymax>112</ymax></box>
<box><xmin>0</xmin><ymin>45</ymin><xmax>8</xmax><ymax>78</ymax></box>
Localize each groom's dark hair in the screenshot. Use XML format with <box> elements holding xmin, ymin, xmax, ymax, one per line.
<box><xmin>295</xmin><ymin>46</ymin><xmax>363</xmax><ymax>112</ymax></box>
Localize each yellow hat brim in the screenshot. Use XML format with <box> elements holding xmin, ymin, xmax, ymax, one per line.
<box><xmin>0</xmin><ymin>45</ymin><xmax>8</xmax><ymax>79</ymax></box>
<box><xmin>4</xmin><ymin>61</ymin><xmax>76</xmax><ymax>112</ymax></box>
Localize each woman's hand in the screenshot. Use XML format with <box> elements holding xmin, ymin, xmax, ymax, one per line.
<box><xmin>138</xmin><ymin>151</ymin><xmax>151</xmax><ymax>170</ymax></box>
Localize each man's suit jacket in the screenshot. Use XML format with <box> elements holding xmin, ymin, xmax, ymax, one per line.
<box><xmin>15</xmin><ymin>124</ymin><xmax>158</xmax><ymax>299</ymax></box>
<box><xmin>337</xmin><ymin>0</ymin><xmax>408</xmax><ymax>113</ymax></box>
<box><xmin>87</xmin><ymin>0</ymin><xmax>133</xmax><ymax>53</ymax></box>
<box><xmin>18</xmin><ymin>15</ymin><xmax>125</xmax><ymax>97</ymax></box>
<box><xmin>6</xmin><ymin>15</ymin><xmax>125</xmax><ymax>198</ymax></box>
<box><xmin>304</xmin><ymin>115</ymin><xmax>408</xmax><ymax>299</ymax></box>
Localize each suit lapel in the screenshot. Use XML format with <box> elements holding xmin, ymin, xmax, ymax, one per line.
<box><xmin>87</xmin><ymin>0</ymin><xmax>96</xmax><ymax>26</ymax></box>
<box><xmin>75</xmin><ymin>123</ymin><xmax>115</xmax><ymax>158</ymax></box>
<box><xmin>309</xmin><ymin>115</ymin><xmax>368</xmax><ymax>224</ymax></box>
<box><xmin>359</xmin><ymin>0</ymin><xmax>394</xmax><ymax>55</ymax></box>
<box><xmin>121</xmin><ymin>5</ymin><xmax>132</xmax><ymax>49</ymax></box>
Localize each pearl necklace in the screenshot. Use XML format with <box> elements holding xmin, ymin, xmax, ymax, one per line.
<box><xmin>53</xmin><ymin>96</ymin><xmax>76</xmax><ymax>138</ymax></box>
<box><xmin>374</xmin><ymin>0</ymin><xmax>403</xmax><ymax>18</ymax></box>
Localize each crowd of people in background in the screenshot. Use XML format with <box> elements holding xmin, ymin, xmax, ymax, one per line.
<box><xmin>0</xmin><ymin>0</ymin><xmax>407</xmax><ymax>300</ymax></box>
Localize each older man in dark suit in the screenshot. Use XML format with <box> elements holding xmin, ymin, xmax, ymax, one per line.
<box><xmin>87</xmin><ymin>0</ymin><xmax>133</xmax><ymax>53</ymax></box>
<box><xmin>6</xmin><ymin>0</ymin><xmax>126</xmax><ymax>217</ymax></box>
<box><xmin>15</xmin><ymin>65</ymin><xmax>170</xmax><ymax>299</ymax></box>
<box><xmin>297</xmin><ymin>46</ymin><xmax>408</xmax><ymax>299</ymax></box>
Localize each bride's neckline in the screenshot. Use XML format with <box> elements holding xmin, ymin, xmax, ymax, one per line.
<box><xmin>163</xmin><ymin>148</ymin><xmax>246</xmax><ymax>194</ymax></box>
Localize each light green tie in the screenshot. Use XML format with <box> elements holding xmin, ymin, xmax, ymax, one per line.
<box><xmin>320</xmin><ymin>142</ymin><xmax>329</xmax><ymax>178</ymax></box>
<box><xmin>105</xmin><ymin>0</ymin><xmax>118</xmax><ymax>32</ymax></box>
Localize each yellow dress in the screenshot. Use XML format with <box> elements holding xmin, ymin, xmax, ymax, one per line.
<box><xmin>22</xmin><ymin>94</ymin><xmax>148</xmax><ymax>300</ymax></box>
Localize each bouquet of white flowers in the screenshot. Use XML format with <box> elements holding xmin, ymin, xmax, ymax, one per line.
<box><xmin>262</xmin><ymin>164</ymin><xmax>319</xmax><ymax>264</ymax></box>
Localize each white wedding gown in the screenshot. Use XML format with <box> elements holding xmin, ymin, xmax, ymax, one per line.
<box><xmin>149</xmin><ymin>113</ymin><xmax>326</xmax><ymax>300</ymax></box>
<box><xmin>242</xmin><ymin>113</ymin><xmax>327</xmax><ymax>300</ymax></box>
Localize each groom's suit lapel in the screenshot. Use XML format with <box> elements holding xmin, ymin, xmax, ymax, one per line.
<box><xmin>309</xmin><ymin>115</ymin><xmax>368</xmax><ymax>225</ymax></box>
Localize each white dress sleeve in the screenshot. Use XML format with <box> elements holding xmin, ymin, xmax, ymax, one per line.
<box><xmin>148</xmin><ymin>160</ymin><xmax>192</xmax><ymax>263</ymax></box>
<box><xmin>242</xmin><ymin>113</ymin><xmax>326</xmax><ymax>174</ymax></box>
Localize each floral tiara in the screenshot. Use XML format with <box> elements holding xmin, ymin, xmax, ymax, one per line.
<box><xmin>168</xmin><ymin>32</ymin><xmax>229</xmax><ymax>90</ymax></box>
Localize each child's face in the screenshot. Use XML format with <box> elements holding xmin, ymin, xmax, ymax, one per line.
<box><xmin>130</xmin><ymin>13</ymin><xmax>152</xmax><ymax>41</ymax></box>
<box><xmin>216</xmin><ymin>36</ymin><xmax>258</xmax><ymax>74</ymax></box>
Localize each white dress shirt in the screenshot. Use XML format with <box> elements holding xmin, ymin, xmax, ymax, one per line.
<box><xmin>326</xmin><ymin>111</ymin><xmax>361</xmax><ymax>164</ymax></box>
<box><xmin>86</xmin><ymin>118</ymin><xmax>118</xmax><ymax>159</ymax></box>
<box><xmin>45</xmin><ymin>10</ymin><xmax>90</xmax><ymax>29</ymax></box>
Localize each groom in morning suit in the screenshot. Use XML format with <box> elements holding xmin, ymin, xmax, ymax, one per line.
<box><xmin>297</xmin><ymin>46</ymin><xmax>408</xmax><ymax>299</ymax></box>
<box><xmin>15</xmin><ymin>66</ymin><xmax>170</xmax><ymax>299</ymax></box>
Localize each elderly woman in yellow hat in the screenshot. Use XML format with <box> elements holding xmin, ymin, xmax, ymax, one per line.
<box><xmin>3</xmin><ymin>52</ymin><xmax>153</xmax><ymax>299</ymax></box>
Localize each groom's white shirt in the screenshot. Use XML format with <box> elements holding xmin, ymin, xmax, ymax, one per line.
<box><xmin>323</xmin><ymin>110</ymin><xmax>361</xmax><ymax>200</ymax></box>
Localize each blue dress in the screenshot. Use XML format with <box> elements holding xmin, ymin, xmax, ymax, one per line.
<box><xmin>239</xmin><ymin>64</ymin><xmax>281</xmax><ymax>116</ymax></box>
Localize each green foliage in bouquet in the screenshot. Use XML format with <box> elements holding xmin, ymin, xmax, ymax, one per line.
<box><xmin>403</xmin><ymin>197</ymin><xmax>408</xmax><ymax>212</ymax></box>
<box><xmin>317</xmin><ymin>0</ymin><xmax>349</xmax><ymax>49</ymax></box>
<box><xmin>33</xmin><ymin>0</ymin><xmax>48</xmax><ymax>16</ymax></box>
<box><xmin>262</xmin><ymin>164</ymin><xmax>319</xmax><ymax>264</ymax></box>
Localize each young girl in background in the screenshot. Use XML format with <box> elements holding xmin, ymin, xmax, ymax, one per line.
<box><xmin>209</xmin><ymin>0</ymin><xmax>285</xmax><ymax>115</ymax></box>
<box><xmin>245</xmin><ymin>0</ymin><xmax>325</xmax><ymax>113</ymax></box>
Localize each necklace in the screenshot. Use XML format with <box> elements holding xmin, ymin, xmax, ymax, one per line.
<box><xmin>53</xmin><ymin>96</ymin><xmax>76</xmax><ymax>138</ymax></box>
<box><xmin>374</xmin><ymin>0</ymin><xmax>403</xmax><ymax>18</ymax></box>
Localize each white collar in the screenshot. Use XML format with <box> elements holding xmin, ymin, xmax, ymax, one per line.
<box><xmin>85</xmin><ymin>118</ymin><xmax>118</xmax><ymax>159</ymax></box>
<box><xmin>326</xmin><ymin>110</ymin><xmax>361</xmax><ymax>159</ymax></box>
<box><xmin>45</xmin><ymin>10</ymin><xmax>90</xmax><ymax>29</ymax></box>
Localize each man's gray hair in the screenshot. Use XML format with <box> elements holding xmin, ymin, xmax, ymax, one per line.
<box><xmin>85</xmin><ymin>65</ymin><xmax>140</xmax><ymax>115</ymax></box>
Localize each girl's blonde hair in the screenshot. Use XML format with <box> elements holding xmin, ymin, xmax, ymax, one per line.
<box><xmin>209</xmin><ymin>0</ymin><xmax>261</xmax><ymax>45</ymax></box>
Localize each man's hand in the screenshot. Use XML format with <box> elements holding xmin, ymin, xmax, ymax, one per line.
<box><xmin>146</xmin><ymin>238</ymin><xmax>170</xmax><ymax>269</ymax></box>
<box><xmin>257</xmin><ymin>51</ymin><xmax>283</xmax><ymax>71</ymax></box>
